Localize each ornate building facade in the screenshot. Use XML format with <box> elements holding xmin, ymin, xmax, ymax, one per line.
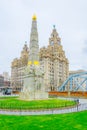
<box><xmin>39</xmin><ymin>26</ymin><xmax>69</xmax><ymax>91</ymax></box>
<box><xmin>11</xmin><ymin>44</ymin><xmax>29</xmax><ymax>90</ymax></box>
<box><xmin>11</xmin><ymin>16</ymin><xmax>69</xmax><ymax>91</ymax></box>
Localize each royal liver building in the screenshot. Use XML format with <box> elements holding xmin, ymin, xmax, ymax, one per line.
<box><xmin>39</xmin><ymin>26</ymin><xmax>69</xmax><ymax>91</ymax></box>
<box><xmin>11</xmin><ymin>15</ymin><xmax>69</xmax><ymax>91</ymax></box>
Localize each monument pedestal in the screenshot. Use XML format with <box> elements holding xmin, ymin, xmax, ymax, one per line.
<box><xmin>20</xmin><ymin>65</ymin><xmax>48</xmax><ymax>100</ymax></box>
<box><xmin>20</xmin><ymin>91</ymin><xmax>48</xmax><ymax>100</ymax></box>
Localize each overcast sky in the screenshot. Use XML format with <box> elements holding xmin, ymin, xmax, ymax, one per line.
<box><xmin>0</xmin><ymin>0</ymin><xmax>87</xmax><ymax>75</ymax></box>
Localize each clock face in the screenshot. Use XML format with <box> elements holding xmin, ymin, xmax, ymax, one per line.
<box><xmin>50</xmin><ymin>41</ymin><xmax>54</xmax><ymax>45</ymax></box>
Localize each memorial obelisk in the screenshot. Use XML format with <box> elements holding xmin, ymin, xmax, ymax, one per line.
<box><xmin>20</xmin><ymin>15</ymin><xmax>48</xmax><ymax>100</ymax></box>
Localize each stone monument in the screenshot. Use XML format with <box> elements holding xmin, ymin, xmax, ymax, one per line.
<box><xmin>20</xmin><ymin>15</ymin><xmax>48</xmax><ymax>100</ymax></box>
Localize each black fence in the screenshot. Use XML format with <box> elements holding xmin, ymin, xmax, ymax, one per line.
<box><xmin>0</xmin><ymin>103</ymin><xmax>87</xmax><ymax>115</ymax></box>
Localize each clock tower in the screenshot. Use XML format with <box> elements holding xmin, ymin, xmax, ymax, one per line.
<box><xmin>49</xmin><ymin>25</ymin><xmax>61</xmax><ymax>46</ymax></box>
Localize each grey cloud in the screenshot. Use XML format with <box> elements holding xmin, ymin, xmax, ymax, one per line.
<box><xmin>0</xmin><ymin>0</ymin><xmax>87</xmax><ymax>74</ymax></box>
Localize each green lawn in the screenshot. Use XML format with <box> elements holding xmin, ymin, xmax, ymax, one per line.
<box><xmin>0</xmin><ymin>111</ymin><xmax>87</xmax><ymax>130</ymax></box>
<box><xmin>0</xmin><ymin>97</ymin><xmax>76</xmax><ymax>110</ymax></box>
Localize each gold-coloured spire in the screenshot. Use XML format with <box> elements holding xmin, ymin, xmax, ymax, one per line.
<box><xmin>32</xmin><ymin>14</ymin><xmax>37</xmax><ymax>21</ymax></box>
